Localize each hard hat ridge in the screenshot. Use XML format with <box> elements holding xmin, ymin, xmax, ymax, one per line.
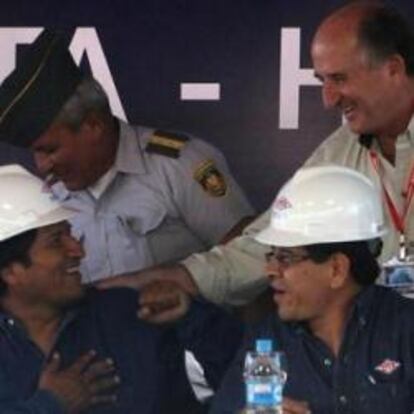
<box><xmin>0</xmin><ymin>164</ymin><xmax>76</xmax><ymax>241</ymax></box>
<box><xmin>256</xmin><ymin>165</ymin><xmax>387</xmax><ymax>247</ymax></box>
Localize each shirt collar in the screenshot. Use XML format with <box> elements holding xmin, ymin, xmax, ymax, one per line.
<box><xmin>406</xmin><ymin>114</ymin><xmax>414</xmax><ymax>143</ymax></box>
<box><xmin>113</xmin><ymin>119</ymin><xmax>147</xmax><ymax>175</ymax></box>
<box><xmin>358</xmin><ymin>113</ymin><xmax>414</xmax><ymax>149</ymax></box>
<box><xmin>51</xmin><ymin>119</ymin><xmax>147</xmax><ymax>201</ymax></box>
<box><xmin>349</xmin><ymin>285</ymin><xmax>378</xmax><ymax>327</ymax></box>
<box><xmin>0</xmin><ymin>311</ymin><xmax>11</xmax><ymax>327</ymax></box>
<box><xmin>289</xmin><ymin>285</ymin><xmax>377</xmax><ymax>335</ymax></box>
<box><xmin>87</xmin><ymin>165</ymin><xmax>117</xmax><ymax>200</ymax></box>
<box><xmin>86</xmin><ymin>120</ymin><xmax>149</xmax><ymax>199</ymax></box>
<box><xmin>0</xmin><ymin>304</ymin><xmax>80</xmax><ymax>338</ymax></box>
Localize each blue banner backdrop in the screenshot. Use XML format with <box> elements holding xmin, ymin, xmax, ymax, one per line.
<box><xmin>0</xmin><ymin>0</ymin><xmax>413</xmax><ymax>211</ymax></box>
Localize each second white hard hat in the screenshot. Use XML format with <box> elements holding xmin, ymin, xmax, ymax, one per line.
<box><xmin>256</xmin><ymin>165</ymin><xmax>386</xmax><ymax>247</ymax></box>
<box><xmin>0</xmin><ymin>164</ymin><xmax>76</xmax><ymax>241</ymax></box>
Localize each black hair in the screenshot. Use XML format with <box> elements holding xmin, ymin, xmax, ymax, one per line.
<box><xmin>304</xmin><ymin>239</ymin><xmax>382</xmax><ymax>286</ymax></box>
<box><xmin>0</xmin><ymin>229</ymin><xmax>37</xmax><ymax>297</ymax></box>
<box><xmin>358</xmin><ymin>4</ymin><xmax>414</xmax><ymax>75</ymax></box>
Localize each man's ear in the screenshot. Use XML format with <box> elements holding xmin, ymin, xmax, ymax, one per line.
<box><xmin>80</xmin><ymin>112</ymin><xmax>105</xmax><ymax>142</ymax></box>
<box><xmin>0</xmin><ymin>262</ymin><xmax>27</xmax><ymax>290</ymax></box>
<box><xmin>329</xmin><ymin>252</ymin><xmax>351</xmax><ymax>290</ymax></box>
<box><xmin>386</xmin><ymin>54</ymin><xmax>406</xmax><ymax>79</ymax></box>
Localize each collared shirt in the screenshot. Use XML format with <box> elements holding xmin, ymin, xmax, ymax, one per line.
<box><xmin>211</xmin><ymin>285</ymin><xmax>414</xmax><ymax>414</ymax></box>
<box><xmin>0</xmin><ymin>288</ymin><xmax>243</xmax><ymax>414</ymax></box>
<box><xmin>183</xmin><ymin>119</ymin><xmax>414</xmax><ymax>305</ymax></box>
<box><xmin>51</xmin><ymin>120</ymin><xmax>253</xmax><ymax>282</ymax></box>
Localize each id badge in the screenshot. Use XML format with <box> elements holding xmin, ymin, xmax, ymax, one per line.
<box><xmin>382</xmin><ymin>257</ymin><xmax>414</xmax><ymax>297</ymax></box>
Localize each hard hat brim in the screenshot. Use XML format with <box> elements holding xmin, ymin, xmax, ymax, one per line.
<box><xmin>0</xmin><ymin>205</ymin><xmax>76</xmax><ymax>242</ymax></box>
<box><xmin>255</xmin><ymin>226</ymin><xmax>313</xmax><ymax>247</ymax></box>
<box><xmin>255</xmin><ymin>225</ymin><xmax>387</xmax><ymax>248</ymax></box>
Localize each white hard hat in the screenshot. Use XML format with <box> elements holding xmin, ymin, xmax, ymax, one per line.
<box><xmin>0</xmin><ymin>165</ymin><xmax>76</xmax><ymax>241</ymax></box>
<box><xmin>256</xmin><ymin>165</ymin><xmax>387</xmax><ymax>247</ymax></box>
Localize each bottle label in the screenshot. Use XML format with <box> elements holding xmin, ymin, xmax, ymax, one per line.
<box><xmin>246</xmin><ymin>378</ymin><xmax>282</xmax><ymax>407</ymax></box>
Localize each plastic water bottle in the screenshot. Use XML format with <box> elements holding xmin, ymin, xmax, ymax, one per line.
<box><xmin>244</xmin><ymin>338</ymin><xmax>286</xmax><ymax>414</ymax></box>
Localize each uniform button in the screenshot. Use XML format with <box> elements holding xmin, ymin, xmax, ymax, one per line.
<box><xmin>339</xmin><ymin>395</ymin><xmax>347</xmax><ymax>405</ymax></box>
<box><xmin>7</xmin><ymin>319</ymin><xmax>14</xmax><ymax>326</ymax></box>
<box><xmin>324</xmin><ymin>358</ymin><xmax>332</xmax><ymax>367</ymax></box>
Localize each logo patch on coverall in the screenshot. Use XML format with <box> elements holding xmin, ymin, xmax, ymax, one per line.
<box><xmin>375</xmin><ymin>359</ymin><xmax>401</xmax><ymax>375</ymax></box>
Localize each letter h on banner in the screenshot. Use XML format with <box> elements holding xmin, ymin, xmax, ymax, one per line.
<box><xmin>279</xmin><ymin>28</ymin><xmax>321</xmax><ymax>130</ymax></box>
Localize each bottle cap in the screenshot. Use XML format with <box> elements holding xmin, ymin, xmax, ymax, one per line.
<box><xmin>256</xmin><ymin>339</ymin><xmax>273</xmax><ymax>353</ymax></box>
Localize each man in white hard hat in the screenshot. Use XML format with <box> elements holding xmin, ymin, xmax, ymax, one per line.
<box><xmin>97</xmin><ymin>1</ymin><xmax>414</xmax><ymax>317</ymax></box>
<box><xmin>211</xmin><ymin>165</ymin><xmax>414</xmax><ymax>414</ymax></box>
<box><xmin>0</xmin><ymin>165</ymin><xmax>242</xmax><ymax>414</ymax></box>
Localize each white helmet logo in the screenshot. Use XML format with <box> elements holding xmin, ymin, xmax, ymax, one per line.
<box><xmin>274</xmin><ymin>196</ymin><xmax>292</xmax><ymax>211</ymax></box>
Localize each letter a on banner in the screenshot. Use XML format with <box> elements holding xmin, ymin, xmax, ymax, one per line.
<box><xmin>0</xmin><ymin>27</ymin><xmax>127</xmax><ymax>121</ymax></box>
<box><xmin>70</xmin><ymin>27</ymin><xmax>127</xmax><ymax>121</ymax></box>
<box><xmin>0</xmin><ymin>28</ymin><xmax>42</xmax><ymax>81</ymax></box>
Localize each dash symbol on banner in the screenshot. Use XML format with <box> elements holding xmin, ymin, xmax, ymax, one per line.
<box><xmin>180</xmin><ymin>83</ymin><xmax>221</xmax><ymax>101</ymax></box>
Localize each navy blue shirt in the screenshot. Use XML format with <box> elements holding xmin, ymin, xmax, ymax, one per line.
<box><xmin>0</xmin><ymin>288</ymin><xmax>243</xmax><ymax>414</ymax></box>
<box><xmin>211</xmin><ymin>286</ymin><xmax>414</xmax><ymax>414</ymax></box>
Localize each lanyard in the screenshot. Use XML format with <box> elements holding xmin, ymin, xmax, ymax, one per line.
<box><xmin>369</xmin><ymin>150</ymin><xmax>414</xmax><ymax>234</ymax></box>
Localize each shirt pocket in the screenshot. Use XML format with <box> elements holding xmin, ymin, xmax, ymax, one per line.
<box><xmin>359</xmin><ymin>372</ymin><xmax>412</xmax><ymax>412</ymax></box>
<box><xmin>120</xmin><ymin>194</ymin><xmax>168</xmax><ymax>236</ymax></box>
<box><xmin>122</xmin><ymin>210</ymin><xmax>165</xmax><ymax>236</ymax></box>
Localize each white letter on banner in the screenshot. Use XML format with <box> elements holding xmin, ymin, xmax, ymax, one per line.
<box><xmin>70</xmin><ymin>28</ymin><xmax>127</xmax><ymax>121</ymax></box>
<box><xmin>279</xmin><ymin>28</ymin><xmax>321</xmax><ymax>129</ymax></box>
<box><xmin>0</xmin><ymin>28</ymin><xmax>42</xmax><ymax>82</ymax></box>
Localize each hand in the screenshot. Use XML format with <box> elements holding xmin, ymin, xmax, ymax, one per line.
<box><xmin>38</xmin><ymin>350</ymin><xmax>120</xmax><ymax>413</ymax></box>
<box><xmin>282</xmin><ymin>397</ymin><xmax>311</xmax><ymax>414</ymax></box>
<box><xmin>95</xmin><ymin>264</ymin><xmax>199</xmax><ymax>296</ymax></box>
<box><xmin>138</xmin><ymin>280</ymin><xmax>191</xmax><ymax>323</ymax></box>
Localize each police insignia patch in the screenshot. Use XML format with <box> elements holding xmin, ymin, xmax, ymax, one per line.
<box><xmin>194</xmin><ymin>160</ymin><xmax>227</xmax><ymax>197</ymax></box>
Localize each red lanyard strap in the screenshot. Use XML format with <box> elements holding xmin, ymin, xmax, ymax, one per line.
<box><xmin>369</xmin><ymin>150</ymin><xmax>414</xmax><ymax>234</ymax></box>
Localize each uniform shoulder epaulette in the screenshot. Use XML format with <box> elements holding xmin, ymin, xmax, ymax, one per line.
<box><xmin>145</xmin><ymin>130</ymin><xmax>190</xmax><ymax>159</ymax></box>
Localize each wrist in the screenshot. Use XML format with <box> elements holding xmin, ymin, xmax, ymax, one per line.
<box><xmin>169</xmin><ymin>264</ymin><xmax>199</xmax><ymax>296</ymax></box>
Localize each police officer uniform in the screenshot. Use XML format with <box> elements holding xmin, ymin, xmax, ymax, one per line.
<box><xmin>52</xmin><ymin>120</ymin><xmax>253</xmax><ymax>281</ymax></box>
<box><xmin>0</xmin><ymin>29</ymin><xmax>254</xmax><ymax>282</ymax></box>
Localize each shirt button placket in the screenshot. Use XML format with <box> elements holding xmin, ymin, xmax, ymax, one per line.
<box><xmin>324</xmin><ymin>358</ymin><xmax>332</xmax><ymax>367</ymax></box>
<box><xmin>337</xmin><ymin>394</ymin><xmax>349</xmax><ymax>413</ymax></box>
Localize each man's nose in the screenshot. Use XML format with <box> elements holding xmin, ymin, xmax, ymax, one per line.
<box><xmin>65</xmin><ymin>235</ymin><xmax>86</xmax><ymax>259</ymax></box>
<box><xmin>34</xmin><ymin>152</ymin><xmax>53</xmax><ymax>176</ymax></box>
<box><xmin>265</xmin><ymin>262</ymin><xmax>283</xmax><ymax>282</ymax></box>
<box><xmin>322</xmin><ymin>82</ymin><xmax>341</xmax><ymax>109</ymax></box>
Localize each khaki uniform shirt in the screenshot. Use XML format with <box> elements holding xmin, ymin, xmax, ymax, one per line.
<box><xmin>183</xmin><ymin>118</ymin><xmax>414</xmax><ymax>304</ymax></box>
